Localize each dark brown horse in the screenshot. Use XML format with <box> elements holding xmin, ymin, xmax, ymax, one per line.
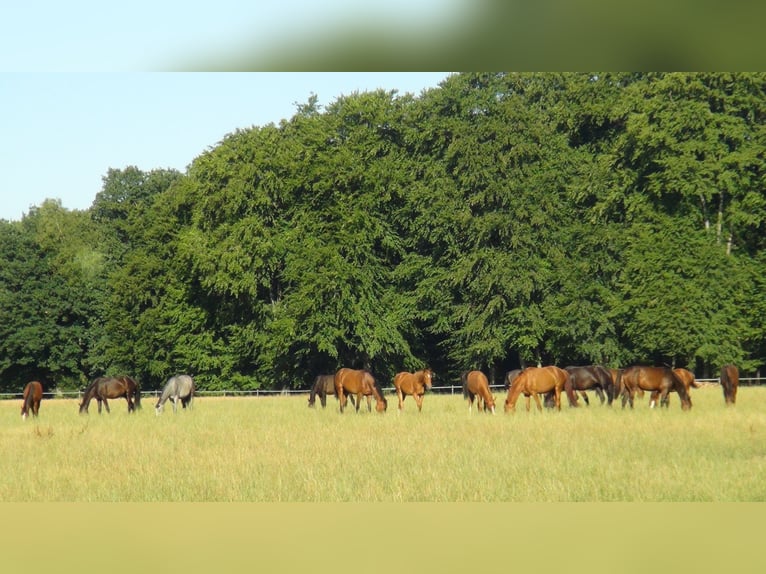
<box><xmin>79</xmin><ymin>375</ymin><xmax>142</xmax><ymax>414</ymax></box>
<box><xmin>563</xmin><ymin>365</ymin><xmax>615</xmax><ymax>407</ymax></box>
<box><xmin>334</xmin><ymin>368</ymin><xmax>387</xmax><ymax>413</ymax></box>
<box><xmin>721</xmin><ymin>364</ymin><xmax>739</xmax><ymax>406</ymax></box>
<box><xmin>505</xmin><ymin>366</ymin><xmax>568</xmax><ymax>413</ymax></box>
<box><xmin>620</xmin><ymin>366</ymin><xmax>692</xmax><ymax>410</ymax></box>
<box><xmin>393</xmin><ymin>368</ymin><xmax>433</xmax><ymax>412</ymax></box>
<box><xmin>21</xmin><ymin>381</ymin><xmax>43</xmax><ymax>419</ymax></box>
<box><xmin>462</xmin><ymin>371</ymin><xmax>495</xmax><ymax>414</ymax></box>
<box><xmin>307</xmin><ymin>374</ymin><xmax>356</xmax><ymax>409</ymax></box>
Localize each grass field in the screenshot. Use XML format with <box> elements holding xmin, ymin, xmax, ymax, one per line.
<box><xmin>1</xmin><ymin>385</ymin><xmax>765</xmax><ymax>501</ymax></box>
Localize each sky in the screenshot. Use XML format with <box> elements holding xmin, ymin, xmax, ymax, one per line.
<box><xmin>0</xmin><ymin>73</ymin><xmax>451</xmax><ymax>222</ymax></box>
<box><xmin>0</xmin><ymin>1</ymin><xmax>467</xmax><ymax>71</ymax></box>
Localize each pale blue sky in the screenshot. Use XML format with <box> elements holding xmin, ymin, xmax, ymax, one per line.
<box><xmin>0</xmin><ymin>73</ymin><xmax>451</xmax><ymax>221</ymax></box>
<box><xmin>0</xmin><ymin>1</ymin><xmax>465</xmax><ymax>71</ymax></box>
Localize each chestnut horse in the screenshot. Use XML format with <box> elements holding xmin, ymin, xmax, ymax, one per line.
<box><xmin>393</xmin><ymin>368</ymin><xmax>433</xmax><ymax>412</ymax></box>
<box><xmin>646</xmin><ymin>368</ymin><xmax>700</xmax><ymax>407</ymax></box>
<box><xmin>563</xmin><ymin>365</ymin><xmax>615</xmax><ymax>407</ymax></box>
<box><xmin>462</xmin><ymin>371</ymin><xmax>495</xmax><ymax>414</ymax></box>
<box><xmin>79</xmin><ymin>375</ymin><xmax>141</xmax><ymax>414</ymax></box>
<box><xmin>620</xmin><ymin>366</ymin><xmax>692</xmax><ymax>410</ymax></box>
<box><xmin>308</xmin><ymin>374</ymin><xmax>356</xmax><ymax>409</ymax></box>
<box><xmin>721</xmin><ymin>364</ymin><xmax>739</xmax><ymax>406</ymax></box>
<box><xmin>21</xmin><ymin>381</ymin><xmax>43</xmax><ymax>419</ymax></box>
<box><xmin>334</xmin><ymin>368</ymin><xmax>387</xmax><ymax>413</ymax></box>
<box><xmin>504</xmin><ymin>366</ymin><xmax>567</xmax><ymax>413</ymax></box>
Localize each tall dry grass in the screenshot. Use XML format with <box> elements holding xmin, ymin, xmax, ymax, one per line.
<box><xmin>1</xmin><ymin>385</ymin><xmax>764</xmax><ymax>501</ymax></box>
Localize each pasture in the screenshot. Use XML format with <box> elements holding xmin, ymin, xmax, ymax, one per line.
<box><xmin>1</xmin><ymin>385</ymin><xmax>765</xmax><ymax>501</ymax></box>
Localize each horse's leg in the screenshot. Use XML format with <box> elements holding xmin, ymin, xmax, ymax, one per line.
<box><xmin>339</xmin><ymin>388</ymin><xmax>346</xmax><ymax>413</ymax></box>
<box><xmin>397</xmin><ymin>389</ymin><xmax>404</xmax><ymax>411</ymax></box>
<box><xmin>595</xmin><ymin>387</ymin><xmax>606</xmax><ymax>405</ymax></box>
<box><xmin>649</xmin><ymin>390</ymin><xmax>659</xmax><ymax>409</ymax></box>
<box><xmin>415</xmin><ymin>393</ymin><xmax>424</xmax><ymax>412</ymax></box>
<box><xmin>320</xmin><ymin>391</ymin><xmax>327</xmax><ymax>409</ymax></box>
<box><xmin>531</xmin><ymin>392</ymin><xmax>543</xmax><ymax>412</ymax></box>
<box><xmin>580</xmin><ymin>390</ymin><xmax>590</xmax><ymax>406</ymax></box>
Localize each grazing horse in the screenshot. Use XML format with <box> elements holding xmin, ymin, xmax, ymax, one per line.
<box><xmin>620</xmin><ymin>366</ymin><xmax>692</xmax><ymax>410</ymax></box>
<box><xmin>334</xmin><ymin>368</ymin><xmax>387</xmax><ymax>413</ymax></box>
<box><xmin>563</xmin><ymin>365</ymin><xmax>615</xmax><ymax>407</ymax></box>
<box><xmin>721</xmin><ymin>364</ymin><xmax>739</xmax><ymax>406</ymax></box>
<box><xmin>393</xmin><ymin>368</ymin><xmax>433</xmax><ymax>412</ymax></box>
<box><xmin>21</xmin><ymin>381</ymin><xmax>43</xmax><ymax>419</ymax></box>
<box><xmin>79</xmin><ymin>375</ymin><xmax>141</xmax><ymax>414</ymax></box>
<box><xmin>462</xmin><ymin>371</ymin><xmax>495</xmax><ymax>414</ymax></box>
<box><xmin>156</xmin><ymin>374</ymin><xmax>195</xmax><ymax>414</ymax></box>
<box><xmin>504</xmin><ymin>366</ymin><xmax>568</xmax><ymax>413</ymax></box>
<box><xmin>646</xmin><ymin>368</ymin><xmax>700</xmax><ymax>406</ymax></box>
<box><xmin>307</xmin><ymin>374</ymin><xmax>356</xmax><ymax>409</ymax></box>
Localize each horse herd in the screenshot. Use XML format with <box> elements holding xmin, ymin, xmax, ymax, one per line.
<box><xmin>18</xmin><ymin>374</ymin><xmax>196</xmax><ymax>419</ymax></box>
<box><xmin>16</xmin><ymin>363</ymin><xmax>740</xmax><ymax>419</ymax></box>
<box><xmin>308</xmin><ymin>364</ymin><xmax>742</xmax><ymax>414</ymax></box>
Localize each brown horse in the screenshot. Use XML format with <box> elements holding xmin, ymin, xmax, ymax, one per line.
<box><xmin>393</xmin><ymin>368</ymin><xmax>433</xmax><ymax>412</ymax></box>
<box><xmin>462</xmin><ymin>371</ymin><xmax>496</xmax><ymax>414</ymax></box>
<box><xmin>646</xmin><ymin>368</ymin><xmax>700</xmax><ymax>406</ymax></box>
<box><xmin>334</xmin><ymin>368</ymin><xmax>387</xmax><ymax>413</ymax></box>
<box><xmin>721</xmin><ymin>364</ymin><xmax>739</xmax><ymax>406</ymax></box>
<box><xmin>620</xmin><ymin>366</ymin><xmax>692</xmax><ymax>410</ymax></box>
<box><xmin>307</xmin><ymin>374</ymin><xmax>356</xmax><ymax>409</ymax></box>
<box><xmin>504</xmin><ymin>366</ymin><xmax>567</xmax><ymax>413</ymax></box>
<box><xmin>79</xmin><ymin>375</ymin><xmax>142</xmax><ymax>414</ymax></box>
<box><xmin>21</xmin><ymin>381</ymin><xmax>43</xmax><ymax>419</ymax></box>
<box><xmin>609</xmin><ymin>368</ymin><xmax>625</xmax><ymax>402</ymax></box>
<box><xmin>563</xmin><ymin>365</ymin><xmax>615</xmax><ymax>407</ymax></box>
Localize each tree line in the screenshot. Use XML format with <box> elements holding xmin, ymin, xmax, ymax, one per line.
<box><xmin>2</xmin><ymin>72</ymin><xmax>765</xmax><ymax>394</ymax></box>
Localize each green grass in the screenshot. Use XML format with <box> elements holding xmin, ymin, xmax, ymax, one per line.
<box><xmin>1</xmin><ymin>386</ymin><xmax>765</xmax><ymax>501</ymax></box>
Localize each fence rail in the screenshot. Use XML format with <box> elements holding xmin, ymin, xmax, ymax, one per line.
<box><xmin>2</xmin><ymin>377</ymin><xmax>763</xmax><ymax>401</ymax></box>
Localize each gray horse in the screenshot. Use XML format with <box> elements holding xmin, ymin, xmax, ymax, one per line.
<box><xmin>156</xmin><ymin>375</ymin><xmax>195</xmax><ymax>414</ymax></box>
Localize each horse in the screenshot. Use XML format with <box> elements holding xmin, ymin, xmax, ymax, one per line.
<box><xmin>307</xmin><ymin>374</ymin><xmax>356</xmax><ymax>409</ymax></box>
<box><xmin>504</xmin><ymin>369</ymin><xmax>522</xmax><ymax>390</ymax></box>
<box><xmin>720</xmin><ymin>364</ymin><xmax>739</xmax><ymax>406</ymax></box>
<box><xmin>79</xmin><ymin>375</ymin><xmax>141</xmax><ymax>414</ymax></box>
<box><xmin>563</xmin><ymin>365</ymin><xmax>615</xmax><ymax>407</ymax></box>
<box><xmin>609</xmin><ymin>368</ymin><xmax>625</xmax><ymax>402</ymax></box>
<box><xmin>620</xmin><ymin>366</ymin><xmax>692</xmax><ymax>410</ymax></box>
<box><xmin>334</xmin><ymin>368</ymin><xmax>387</xmax><ymax>413</ymax></box>
<box><xmin>393</xmin><ymin>368</ymin><xmax>433</xmax><ymax>412</ymax></box>
<box><xmin>504</xmin><ymin>366</ymin><xmax>568</xmax><ymax>413</ymax></box>
<box><xmin>462</xmin><ymin>371</ymin><xmax>495</xmax><ymax>414</ymax></box>
<box><xmin>21</xmin><ymin>381</ymin><xmax>43</xmax><ymax>419</ymax></box>
<box><xmin>156</xmin><ymin>374</ymin><xmax>195</xmax><ymax>414</ymax></box>
<box><xmin>645</xmin><ymin>368</ymin><xmax>700</xmax><ymax>407</ymax></box>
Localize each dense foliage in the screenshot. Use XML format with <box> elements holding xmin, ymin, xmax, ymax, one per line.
<box><xmin>2</xmin><ymin>73</ymin><xmax>765</xmax><ymax>393</ymax></box>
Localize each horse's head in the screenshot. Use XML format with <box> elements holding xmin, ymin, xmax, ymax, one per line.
<box><xmin>423</xmin><ymin>369</ymin><xmax>433</xmax><ymax>390</ymax></box>
<box><xmin>376</xmin><ymin>396</ymin><xmax>388</xmax><ymax>413</ymax></box>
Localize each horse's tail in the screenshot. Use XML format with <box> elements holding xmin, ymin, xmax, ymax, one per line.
<box><xmin>461</xmin><ymin>371</ymin><xmax>469</xmax><ymax>399</ymax></box>
<box><xmin>133</xmin><ymin>381</ymin><xmax>142</xmax><ymax>409</ymax></box>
